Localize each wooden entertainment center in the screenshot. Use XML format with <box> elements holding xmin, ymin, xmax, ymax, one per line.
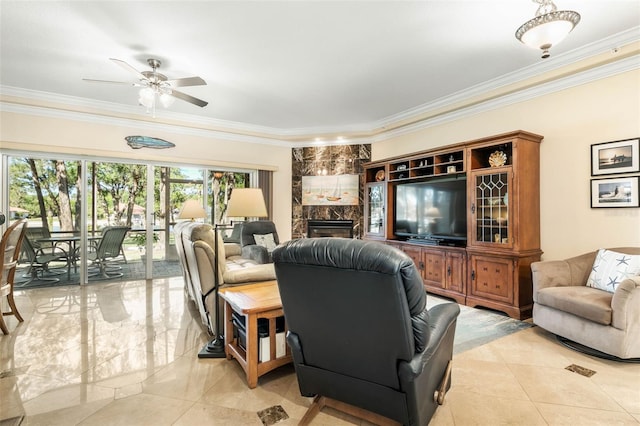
<box><xmin>363</xmin><ymin>130</ymin><xmax>543</xmax><ymax>319</ymax></box>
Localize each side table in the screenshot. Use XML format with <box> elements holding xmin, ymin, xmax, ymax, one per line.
<box><xmin>219</xmin><ymin>280</ymin><xmax>292</xmax><ymax>388</ymax></box>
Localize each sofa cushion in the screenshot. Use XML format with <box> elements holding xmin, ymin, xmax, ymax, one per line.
<box><xmin>537</xmin><ymin>286</ymin><xmax>613</xmax><ymax>325</ymax></box>
<box><xmin>586</xmin><ymin>249</ymin><xmax>640</xmax><ymax>293</ymax></box>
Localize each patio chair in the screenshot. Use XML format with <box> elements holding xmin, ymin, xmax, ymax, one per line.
<box><xmin>19</xmin><ymin>232</ymin><xmax>68</xmax><ymax>284</ymax></box>
<box><xmin>1</xmin><ymin>219</ymin><xmax>28</xmax><ymax>334</ymax></box>
<box><xmin>88</xmin><ymin>226</ymin><xmax>130</xmax><ymax>279</ymax></box>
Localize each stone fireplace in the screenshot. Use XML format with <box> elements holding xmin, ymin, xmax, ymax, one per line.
<box><xmin>291</xmin><ymin>144</ymin><xmax>371</xmax><ymax>239</ymax></box>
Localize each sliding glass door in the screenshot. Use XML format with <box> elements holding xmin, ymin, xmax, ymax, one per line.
<box><xmin>2</xmin><ymin>150</ymin><xmax>257</xmax><ymax>287</ymax></box>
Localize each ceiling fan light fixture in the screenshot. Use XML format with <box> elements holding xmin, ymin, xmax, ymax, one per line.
<box><xmin>138</xmin><ymin>87</ymin><xmax>155</xmax><ymax>108</ymax></box>
<box><xmin>159</xmin><ymin>91</ymin><xmax>175</xmax><ymax>108</ymax></box>
<box><xmin>515</xmin><ymin>0</ymin><xmax>580</xmax><ymax>59</ymax></box>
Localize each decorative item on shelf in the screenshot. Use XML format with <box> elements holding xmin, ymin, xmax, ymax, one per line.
<box><xmin>397</xmin><ymin>164</ymin><xmax>407</xmax><ymax>171</ymax></box>
<box><xmin>488</xmin><ymin>150</ymin><xmax>507</xmax><ymax>167</ymax></box>
<box><xmin>449</xmin><ymin>155</ymin><xmax>455</xmax><ymax>162</ymax></box>
<box><xmin>447</xmin><ymin>166</ymin><xmax>457</xmax><ymax>174</ymax></box>
<box><xmin>515</xmin><ymin>0</ymin><xmax>581</xmax><ymax>59</ymax></box>
<box><xmin>375</xmin><ymin>170</ymin><xmax>385</xmax><ymax>181</ymax></box>
<box><xmin>125</xmin><ymin>135</ymin><xmax>175</xmax><ymax>149</ymax></box>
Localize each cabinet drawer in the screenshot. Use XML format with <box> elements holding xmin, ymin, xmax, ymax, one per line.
<box><xmin>470</xmin><ymin>256</ymin><xmax>513</xmax><ymax>303</ymax></box>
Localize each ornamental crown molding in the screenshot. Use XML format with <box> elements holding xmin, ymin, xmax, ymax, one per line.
<box><xmin>1</xmin><ymin>27</ymin><xmax>638</xmax><ymax>147</ymax></box>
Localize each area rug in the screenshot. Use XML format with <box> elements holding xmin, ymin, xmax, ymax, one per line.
<box><xmin>427</xmin><ymin>295</ymin><xmax>533</xmax><ymax>354</ymax></box>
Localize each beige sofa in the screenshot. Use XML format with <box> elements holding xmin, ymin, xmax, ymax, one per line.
<box><xmin>174</xmin><ymin>221</ymin><xmax>276</xmax><ymax>335</ymax></box>
<box><xmin>531</xmin><ymin>247</ymin><xmax>640</xmax><ymax>359</ymax></box>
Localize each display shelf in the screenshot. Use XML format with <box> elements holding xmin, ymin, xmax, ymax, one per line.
<box><xmin>469</xmin><ymin>142</ymin><xmax>513</xmax><ymax>170</ymax></box>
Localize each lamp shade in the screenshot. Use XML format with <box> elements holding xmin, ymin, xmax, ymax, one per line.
<box><xmin>226</xmin><ymin>188</ymin><xmax>267</xmax><ymax>218</ymax></box>
<box><xmin>178</xmin><ymin>199</ymin><xmax>206</xmax><ymax>221</ymax></box>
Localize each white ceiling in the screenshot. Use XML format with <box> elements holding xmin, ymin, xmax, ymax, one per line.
<box><xmin>1</xmin><ymin>1</ymin><xmax>639</xmax><ymax>139</ymax></box>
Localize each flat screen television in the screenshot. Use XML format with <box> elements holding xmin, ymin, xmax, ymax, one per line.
<box><xmin>393</xmin><ymin>176</ymin><xmax>467</xmax><ymax>244</ymax></box>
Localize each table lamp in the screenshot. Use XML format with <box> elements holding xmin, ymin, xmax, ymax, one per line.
<box><xmin>198</xmin><ymin>187</ymin><xmax>267</xmax><ymax>359</ymax></box>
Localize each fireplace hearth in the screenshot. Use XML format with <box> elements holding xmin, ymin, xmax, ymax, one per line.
<box><xmin>307</xmin><ymin>219</ymin><xmax>354</xmax><ymax>238</ymax></box>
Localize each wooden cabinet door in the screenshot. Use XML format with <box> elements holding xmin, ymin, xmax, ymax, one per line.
<box><xmin>468</xmin><ymin>169</ymin><xmax>513</xmax><ymax>249</ymax></box>
<box><xmin>469</xmin><ymin>255</ymin><xmax>513</xmax><ymax>304</ymax></box>
<box><xmin>423</xmin><ymin>250</ymin><xmax>445</xmax><ymax>288</ymax></box>
<box><xmin>445</xmin><ymin>251</ymin><xmax>465</xmax><ymax>293</ymax></box>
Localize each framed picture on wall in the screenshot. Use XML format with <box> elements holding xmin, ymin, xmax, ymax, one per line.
<box><xmin>302</xmin><ymin>174</ymin><xmax>359</xmax><ymax>206</ymax></box>
<box><xmin>591</xmin><ymin>176</ymin><xmax>640</xmax><ymax>208</ymax></box>
<box><xmin>591</xmin><ymin>138</ymin><xmax>640</xmax><ymax>176</ymax></box>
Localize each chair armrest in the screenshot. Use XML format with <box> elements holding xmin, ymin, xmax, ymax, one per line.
<box><xmin>611</xmin><ymin>276</ymin><xmax>640</xmax><ymax>330</ymax></box>
<box><xmin>398</xmin><ymin>302</ymin><xmax>460</xmax><ymax>381</ymax></box>
<box><xmin>532</xmin><ymin>251</ymin><xmax>599</xmax><ymax>301</ymax></box>
<box><xmin>531</xmin><ymin>260</ymin><xmax>572</xmax><ymax>298</ymax></box>
<box><xmin>37</xmin><ymin>245</ymin><xmax>68</xmax><ymax>259</ymax></box>
<box><xmin>242</xmin><ymin>245</ymin><xmax>270</xmax><ymax>264</ymax></box>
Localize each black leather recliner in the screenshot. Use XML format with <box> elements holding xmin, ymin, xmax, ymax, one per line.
<box><xmin>240</xmin><ymin>220</ymin><xmax>280</xmax><ymax>264</ymax></box>
<box><xmin>273</xmin><ymin>238</ymin><xmax>460</xmax><ymax>426</ymax></box>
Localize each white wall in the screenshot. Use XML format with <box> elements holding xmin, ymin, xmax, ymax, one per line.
<box><xmin>372</xmin><ymin>70</ymin><xmax>640</xmax><ymax>260</ymax></box>
<box><xmin>0</xmin><ymin>111</ymin><xmax>293</xmax><ymax>241</ymax></box>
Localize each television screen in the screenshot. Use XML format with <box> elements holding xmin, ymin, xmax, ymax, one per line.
<box><xmin>394</xmin><ymin>176</ymin><xmax>467</xmax><ymax>241</ymax></box>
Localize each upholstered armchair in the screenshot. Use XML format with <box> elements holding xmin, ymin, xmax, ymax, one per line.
<box><xmin>273</xmin><ymin>238</ymin><xmax>460</xmax><ymax>425</ymax></box>
<box><xmin>240</xmin><ymin>220</ymin><xmax>279</xmax><ymax>264</ymax></box>
<box><xmin>531</xmin><ymin>247</ymin><xmax>640</xmax><ymax>359</ymax></box>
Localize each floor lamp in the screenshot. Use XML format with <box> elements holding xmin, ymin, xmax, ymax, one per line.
<box><xmin>198</xmin><ymin>188</ymin><xmax>268</xmax><ymax>359</ymax></box>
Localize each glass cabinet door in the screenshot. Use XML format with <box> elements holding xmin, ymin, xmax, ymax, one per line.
<box><xmin>471</xmin><ymin>170</ymin><xmax>511</xmax><ymax>246</ymax></box>
<box><xmin>365</xmin><ymin>182</ymin><xmax>385</xmax><ymax>237</ymax></box>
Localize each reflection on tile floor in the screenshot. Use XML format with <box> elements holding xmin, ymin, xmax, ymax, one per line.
<box><xmin>1</xmin><ymin>278</ymin><xmax>639</xmax><ymax>425</ymax></box>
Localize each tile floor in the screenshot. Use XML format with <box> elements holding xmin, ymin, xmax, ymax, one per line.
<box><xmin>1</xmin><ymin>278</ymin><xmax>639</xmax><ymax>425</ymax></box>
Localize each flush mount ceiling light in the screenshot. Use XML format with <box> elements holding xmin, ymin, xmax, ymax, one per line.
<box><xmin>515</xmin><ymin>0</ymin><xmax>581</xmax><ymax>59</ymax></box>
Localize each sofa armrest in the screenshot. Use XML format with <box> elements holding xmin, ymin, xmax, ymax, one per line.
<box><xmin>242</xmin><ymin>245</ymin><xmax>270</xmax><ymax>264</ymax></box>
<box><xmin>611</xmin><ymin>275</ymin><xmax>640</xmax><ymax>330</ymax></box>
<box><xmin>222</xmin><ymin>263</ymin><xmax>276</xmax><ymax>284</ymax></box>
<box><xmin>224</xmin><ymin>243</ymin><xmax>241</xmax><ymax>257</ymax></box>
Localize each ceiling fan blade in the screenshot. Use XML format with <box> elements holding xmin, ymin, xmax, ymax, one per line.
<box><xmin>167</xmin><ymin>76</ymin><xmax>207</xmax><ymax>87</ymax></box>
<box><xmin>110</xmin><ymin>58</ymin><xmax>147</xmax><ymax>81</ymax></box>
<box><xmin>170</xmin><ymin>89</ymin><xmax>208</xmax><ymax>107</ymax></box>
<box><xmin>82</xmin><ymin>78</ymin><xmax>142</xmax><ymax>86</ymax></box>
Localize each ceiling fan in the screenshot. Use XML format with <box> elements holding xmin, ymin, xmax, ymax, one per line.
<box><xmin>84</xmin><ymin>58</ymin><xmax>208</xmax><ymax>112</ymax></box>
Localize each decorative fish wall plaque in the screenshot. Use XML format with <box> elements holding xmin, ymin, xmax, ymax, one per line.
<box><xmin>125</xmin><ymin>136</ymin><xmax>175</xmax><ymax>149</ymax></box>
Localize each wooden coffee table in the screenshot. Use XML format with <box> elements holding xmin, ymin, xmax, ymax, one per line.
<box><xmin>219</xmin><ymin>280</ymin><xmax>292</xmax><ymax>388</ymax></box>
